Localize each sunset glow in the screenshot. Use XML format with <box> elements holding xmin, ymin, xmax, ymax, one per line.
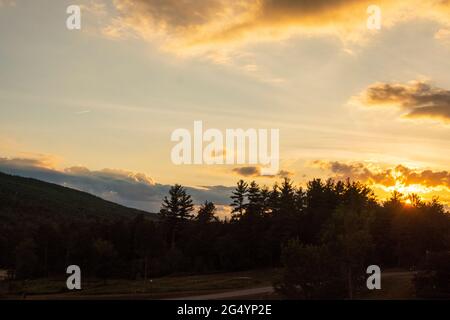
<box><xmin>0</xmin><ymin>0</ymin><xmax>449</xmax><ymax>213</ymax></box>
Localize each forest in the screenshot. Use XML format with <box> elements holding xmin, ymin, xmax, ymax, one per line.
<box><xmin>1</xmin><ymin>174</ymin><xmax>449</xmax><ymax>298</ymax></box>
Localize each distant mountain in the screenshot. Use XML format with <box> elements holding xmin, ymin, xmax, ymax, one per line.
<box><xmin>0</xmin><ymin>171</ymin><xmax>157</xmax><ymax>221</ymax></box>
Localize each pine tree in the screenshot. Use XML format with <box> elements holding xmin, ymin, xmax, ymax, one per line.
<box><xmin>160</xmin><ymin>184</ymin><xmax>194</xmax><ymax>222</ymax></box>
<box><xmin>279</xmin><ymin>178</ymin><xmax>296</xmax><ymax>215</ymax></box>
<box><xmin>160</xmin><ymin>184</ymin><xmax>194</xmax><ymax>248</ymax></box>
<box><xmin>196</xmin><ymin>201</ymin><xmax>218</xmax><ymax>224</ymax></box>
<box><xmin>246</xmin><ymin>181</ymin><xmax>262</xmax><ymax>218</ymax></box>
<box><xmin>230</xmin><ymin>180</ymin><xmax>248</xmax><ymax>221</ymax></box>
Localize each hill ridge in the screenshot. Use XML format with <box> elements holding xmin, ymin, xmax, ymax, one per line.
<box><xmin>0</xmin><ymin>171</ymin><xmax>157</xmax><ymax>221</ymax></box>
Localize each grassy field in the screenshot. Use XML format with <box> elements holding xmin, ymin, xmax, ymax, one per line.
<box><xmin>0</xmin><ymin>269</ymin><xmax>418</xmax><ymax>300</ymax></box>
<box><xmin>0</xmin><ymin>269</ymin><xmax>279</xmax><ymax>300</ymax></box>
<box><xmin>357</xmin><ymin>270</ymin><xmax>417</xmax><ymax>300</ymax></box>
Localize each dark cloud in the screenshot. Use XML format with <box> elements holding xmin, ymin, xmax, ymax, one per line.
<box><xmin>407</xmin><ymin>105</ymin><xmax>450</xmax><ymax>120</ymax></box>
<box><xmin>359</xmin><ymin>81</ymin><xmax>450</xmax><ymax>122</ymax></box>
<box><xmin>0</xmin><ymin>157</ymin><xmax>49</xmax><ymax>168</ymax></box>
<box><xmin>122</xmin><ymin>0</ymin><xmax>230</xmax><ymax>28</ymax></box>
<box><xmin>278</xmin><ymin>169</ymin><xmax>294</xmax><ymax>178</ymax></box>
<box><xmin>232</xmin><ymin>166</ymin><xmax>294</xmax><ymax>178</ymax></box>
<box><xmin>232</xmin><ymin>166</ymin><xmax>261</xmax><ymax>177</ymax></box>
<box><xmin>0</xmin><ymin>157</ymin><xmax>233</xmax><ymax>213</ymax></box>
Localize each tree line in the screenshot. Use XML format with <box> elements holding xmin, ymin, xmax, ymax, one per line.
<box><xmin>1</xmin><ymin>178</ymin><xmax>449</xmax><ymax>298</ymax></box>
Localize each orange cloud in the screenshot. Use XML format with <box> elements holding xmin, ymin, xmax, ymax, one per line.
<box><xmin>313</xmin><ymin>160</ymin><xmax>450</xmax><ymax>206</ymax></box>
<box><xmin>101</xmin><ymin>0</ymin><xmax>450</xmax><ymax>56</ymax></box>
<box><xmin>314</xmin><ymin>160</ymin><xmax>450</xmax><ymax>190</ymax></box>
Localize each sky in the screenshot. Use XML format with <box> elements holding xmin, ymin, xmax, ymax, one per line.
<box><xmin>1</xmin><ymin>0</ymin><xmax>450</xmax><ymax>213</ymax></box>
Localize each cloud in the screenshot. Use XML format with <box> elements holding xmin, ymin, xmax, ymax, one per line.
<box><xmin>232</xmin><ymin>166</ymin><xmax>294</xmax><ymax>178</ymax></box>
<box><xmin>0</xmin><ymin>157</ymin><xmax>233</xmax><ymax>213</ymax></box>
<box><xmin>81</xmin><ymin>0</ymin><xmax>107</xmax><ymax>16</ymax></box>
<box><xmin>355</xmin><ymin>80</ymin><xmax>450</xmax><ymax>123</ymax></box>
<box><xmin>64</xmin><ymin>166</ymin><xmax>156</xmax><ymax>185</ymax></box>
<box><xmin>232</xmin><ymin>166</ymin><xmax>261</xmax><ymax>177</ymax></box>
<box><xmin>2</xmin><ymin>156</ymin><xmax>448</xmax><ymax>211</ymax></box>
<box><xmin>278</xmin><ymin>170</ymin><xmax>294</xmax><ymax>178</ymax></box>
<box><xmin>313</xmin><ymin>160</ymin><xmax>450</xmax><ymax>189</ymax></box>
<box><xmin>0</xmin><ymin>156</ymin><xmax>58</xmax><ymax>170</ymax></box>
<box><xmin>100</xmin><ymin>0</ymin><xmax>450</xmax><ymax>57</ymax></box>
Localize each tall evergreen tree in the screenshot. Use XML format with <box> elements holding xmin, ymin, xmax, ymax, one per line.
<box><xmin>246</xmin><ymin>181</ymin><xmax>262</xmax><ymax>218</ymax></box>
<box><xmin>160</xmin><ymin>184</ymin><xmax>194</xmax><ymax>222</ymax></box>
<box><xmin>278</xmin><ymin>178</ymin><xmax>296</xmax><ymax>215</ymax></box>
<box><xmin>160</xmin><ymin>184</ymin><xmax>194</xmax><ymax>248</ymax></box>
<box><xmin>196</xmin><ymin>201</ymin><xmax>218</xmax><ymax>224</ymax></box>
<box><xmin>230</xmin><ymin>180</ymin><xmax>248</xmax><ymax>221</ymax></box>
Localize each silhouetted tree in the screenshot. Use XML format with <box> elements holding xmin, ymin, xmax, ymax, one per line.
<box><xmin>160</xmin><ymin>184</ymin><xmax>194</xmax><ymax>249</ymax></box>
<box><xmin>196</xmin><ymin>201</ymin><xmax>218</xmax><ymax>224</ymax></box>
<box><xmin>276</xmin><ymin>239</ymin><xmax>341</xmax><ymax>299</ymax></box>
<box><xmin>230</xmin><ymin>180</ymin><xmax>248</xmax><ymax>221</ymax></box>
<box><xmin>322</xmin><ymin>205</ymin><xmax>374</xmax><ymax>299</ymax></box>
<box><xmin>246</xmin><ymin>181</ymin><xmax>262</xmax><ymax>218</ymax></box>
<box><xmin>160</xmin><ymin>184</ymin><xmax>194</xmax><ymax>221</ymax></box>
<box><xmin>2</xmin><ymin>172</ymin><xmax>450</xmax><ymax>292</ymax></box>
